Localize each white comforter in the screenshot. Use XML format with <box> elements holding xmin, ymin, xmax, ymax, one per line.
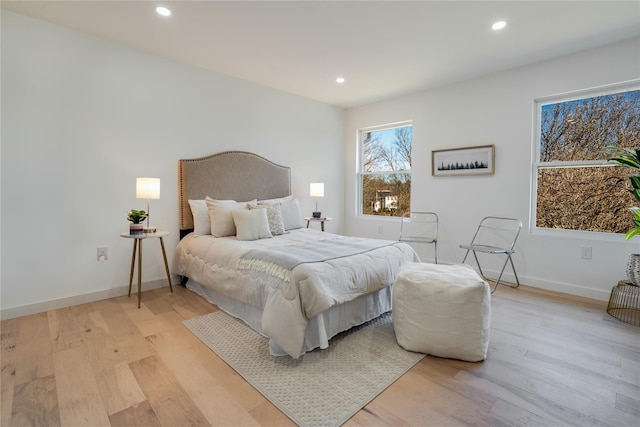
<box><xmin>174</xmin><ymin>228</ymin><xmax>418</xmax><ymax>358</ymax></box>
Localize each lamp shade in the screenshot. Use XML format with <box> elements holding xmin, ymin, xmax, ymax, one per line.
<box><xmin>136</xmin><ymin>177</ymin><xmax>160</xmax><ymax>199</ymax></box>
<box><xmin>310</xmin><ymin>182</ymin><xmax>324</xmax><ymax>198</ymax></box>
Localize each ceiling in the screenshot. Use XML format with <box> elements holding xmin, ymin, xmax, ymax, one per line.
<box><xmin>3</xmin><ymin>0</ymin><xmax>639</xmax><ymax>108</ymax></box>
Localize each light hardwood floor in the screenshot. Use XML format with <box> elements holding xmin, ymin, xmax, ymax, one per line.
<box><xmin>1</xmin><ymin>283</ymin><xmax>639</xmax><ymax>426</ymax></box>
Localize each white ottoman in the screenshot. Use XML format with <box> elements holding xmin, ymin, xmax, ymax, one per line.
<box><xmin>392</xmin><ymin>262</ymin><xmax>491</xmax><ymax>362</ymax></box>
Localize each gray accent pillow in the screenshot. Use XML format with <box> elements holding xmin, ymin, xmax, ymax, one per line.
<box><xmin>281</xmin><ymin>198</ymin><xmax>303</xmax><ymax>230</ymax></box>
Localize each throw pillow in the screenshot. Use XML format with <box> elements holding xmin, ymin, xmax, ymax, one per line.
<box><xmin>205</xmin><ymin>197</ymin><xmax>257</xmax><ymax>237</ymax></box>
<box><xmin>248</xmin><ymin>203</ymin><xmax>286</xmax><ymax>235</ymax></box>
<box><xmin>280</xmin><ymin>198</ymin><xmax>303</xmax><ymax>230</ymax></box>
<box><xmin>188</xmin><ymin>199</ymin><xmax>210</xmax><ymax>236</ymax></box>
<box><xmin>232</xmin><ymin>208</ymin><xmax>273</xmax><ymax>241</ymax></box>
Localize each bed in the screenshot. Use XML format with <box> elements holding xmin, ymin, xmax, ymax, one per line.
<box><xmin>173</xmin><ymin>151</ymin><xmax>419</xmax><ymax>358</ymax></box>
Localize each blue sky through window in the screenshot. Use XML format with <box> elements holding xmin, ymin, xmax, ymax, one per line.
<box><xmin>364</xmin><ymin>126</ymin><xmax>412</xmax><ymax>172</ymax></box>
<box><xmin>540</xmin><ymin>89</ymin><xmax>639</xmax><ymax>162</ymax></box>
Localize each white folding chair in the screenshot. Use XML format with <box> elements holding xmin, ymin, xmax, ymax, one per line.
<box><xmin>399</xmin><ymin>212</ymin><xmax>438</xmax><ymax>264</ymax></box>
<box><xmin>460</xmin><ymin>216</ymin><xmax>522</xmax><ymax>293</ymax></box>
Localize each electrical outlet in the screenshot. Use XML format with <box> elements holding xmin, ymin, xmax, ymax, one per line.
<box><xmin>580</xmin><ymin>246</ymin><xmax>592</xmax><ymax>260</ymax></box>
<box><xmin>97</xmin><ymin>246</ymin><xmax>108</xmax><ymax>261</ymax></box>
<box><xmin>377</xmin><ymin>225</ymin><xmax>383</xmax><ymax>234</ymax></box>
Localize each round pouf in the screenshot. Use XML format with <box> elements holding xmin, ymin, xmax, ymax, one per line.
<box><xmin>392</xmin><ymin>262</ymin><xmax>491</xmax><ymax>362</ymax></box>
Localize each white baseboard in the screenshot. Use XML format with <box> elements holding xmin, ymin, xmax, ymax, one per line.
<box><xmin>426</xmin><ymin>260</ymin><xmax>611</xmax><ymax>302</ymax></box>
<box><xmin>0</xmin><ymin>265</ymin><xmax>611</xmax><ymax>321</ymax></box>
<box><xmin>486</xmin><ymin>271</ymin><xmax>610</xmax><ymax>301</ymax></box>
<box><xmin>0</xmin><ymin>276</ymin><xmax>180</xmax><ymax>320</ymax></box>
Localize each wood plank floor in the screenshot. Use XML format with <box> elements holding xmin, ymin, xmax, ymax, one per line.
<box><xmin>1</xmin><ymin>283</ymin><xmax>639</xmax><ymax>426</ymax></box>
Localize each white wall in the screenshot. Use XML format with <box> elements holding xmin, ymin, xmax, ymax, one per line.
<box><xmin>345</xmin><ymin>37</ymin><xmax>640</xmax><ymax>301</ymax></box>
<box><xmin>1</xmin><ymin>11</ymin><xmax>344</xmax><ymax>318</ymax></box>
<box><xmin>3</xmin><ymin>11</ymin><xmax>637</xmax><ymax>319</ymax></box>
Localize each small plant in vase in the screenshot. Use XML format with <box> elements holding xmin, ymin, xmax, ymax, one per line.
<box><xmin>127</xmin><ymin>209</ymin><xmax>148</xmax><ymax>235</ymax></box>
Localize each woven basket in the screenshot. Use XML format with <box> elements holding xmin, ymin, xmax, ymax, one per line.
<box><xmin>607</xmin><ymin>280</ymin><xmax>640</xmax><ymax>326</ymax></box>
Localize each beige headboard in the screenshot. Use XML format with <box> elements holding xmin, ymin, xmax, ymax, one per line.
<box><xmin>178</xmin><ymin>151</ymin><xmax>291</xmax><ymax>236</ymax></box>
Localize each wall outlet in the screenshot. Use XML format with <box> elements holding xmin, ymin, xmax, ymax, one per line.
<box><xmin>580</xmin><ymin>246</ymin><xmax>592</xmax><ymax>260</ymax></box>
<box><xmin>377</xmin><ymin>225</ymin><xmax>383</xmax><ymax>234</ymax></box>
<box><xmin>97</xmin><ymin>246</ymin><xmax>108</xmax><ymax>261</ymax></box>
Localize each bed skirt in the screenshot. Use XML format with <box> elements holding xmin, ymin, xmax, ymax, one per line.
<box><xmin>185</xmin><ymin>279</ymin><xmax>392</xmax><ymax>357</ymax></box>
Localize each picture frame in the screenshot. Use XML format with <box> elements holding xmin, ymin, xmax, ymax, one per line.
<box><xmin>432</xmin><ymin>144</ymin><xmax>495</xmax><ymax>176</ymax></box>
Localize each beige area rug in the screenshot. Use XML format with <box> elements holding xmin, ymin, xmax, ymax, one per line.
<box><xmin>183</xmin><ymin>311</ymin><xmax>425</xmax><ymax>427</ymax></box>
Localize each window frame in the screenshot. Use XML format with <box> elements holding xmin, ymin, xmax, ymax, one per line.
<box><xmin>530</xmin><ymin>80</ymin><xmax>639</xmax><ymax>240</ymax></box>
<box><xmin>357</xmin><ymin>120</ymin><xmax>413</xmax><ymax>218</ymax></box>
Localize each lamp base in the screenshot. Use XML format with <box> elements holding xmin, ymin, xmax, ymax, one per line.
<box><xmin>312</xmin><ymin>212</ymin><xmax>322</xmax><ymax>219</ymax></box>
<box><xmin>143</xmin><ymin>226</ymin><xmax>157</xmax><ymax>234</ymax></box>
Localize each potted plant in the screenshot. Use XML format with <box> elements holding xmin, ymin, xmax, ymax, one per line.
<box><xmin>606</xmin><ymin>145</ymin><xmax>640</xmax><ymax>285</ymax></box>
<box><xmin>127</xmin><ymin>209</ymin><xmax>148</xmax><ymax>235</ymax></box>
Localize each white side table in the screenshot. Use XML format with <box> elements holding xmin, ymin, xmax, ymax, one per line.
<box><xmin>304</xmin><ymin>217</ymin><xmax>332</xmax><ymax>232</ymax></box>
<box><xmin>120</xmin><ymin>230</ymin><xmax>173</xmax><ymax>308</ymax></box>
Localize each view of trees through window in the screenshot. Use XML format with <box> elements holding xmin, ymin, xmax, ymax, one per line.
<box><xmin>535</xmin><ymin>88</ymin><xmax>639</xmax><ymax>234</ymax></box>
<box><xmin>360</xmin><ymin>124</ymin><xmax>412</xmax><ymax>217</ymax></box>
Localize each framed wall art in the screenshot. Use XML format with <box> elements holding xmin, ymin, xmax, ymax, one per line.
<box><xmin>432</xmin><ymin>144</ymin><xmax>495</xmax><ymax>176</ymax></box>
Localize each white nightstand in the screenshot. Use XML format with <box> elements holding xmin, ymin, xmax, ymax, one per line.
<box><xmin>120</xmin><ymin>230</ymin><xmax>173</xmax><ymax>308</ymax></box>
<box><xmin>304</xmin><ymin>217</ymin><xmax>332</xmax><ymax>232</ymax></box>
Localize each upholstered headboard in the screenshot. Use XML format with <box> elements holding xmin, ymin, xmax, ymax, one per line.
<box><xmin>178</xmin><ymin>151</ymin><xmax>291</xmax><ymax>237</ymax></box>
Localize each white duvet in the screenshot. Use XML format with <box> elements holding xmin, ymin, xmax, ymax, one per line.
<box><xmin>173</xmin><ymin>228</ymin><xmax>418</xmax><ymax>358</ymax></box>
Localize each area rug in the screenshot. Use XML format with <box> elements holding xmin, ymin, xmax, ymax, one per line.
<box><xmin>183</xmin><ymin>311</ymin><xmax>425</xmax><ymax>427</ymax></box>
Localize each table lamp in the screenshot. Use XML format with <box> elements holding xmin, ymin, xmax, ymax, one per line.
<box><xmin>136</xmin><ymin>177</ymin><xmax>160</xmax><ymax>232</ymax></box>
<box><xmin>310</xmin><ymin>182</ymin><xmax>324</xmax><ymax>218</ymax></box>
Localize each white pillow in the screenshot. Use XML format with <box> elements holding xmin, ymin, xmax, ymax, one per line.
<box><xmin>232</xmin><ymin>208</ymin><xmax>273</xmax><ymax>241</ymax></box>
<box><xmin>188</xmin><ymin>199</ymin><xmax>210</xmax><ymax>236</ymax></box>
<box><xmin>280</xmin><ymin>198</ymin><xmax>303</xmax><ymax>230</ymax></box>
<box><xmin>205</xmin><ymin>197</ymin><xmax>257</xmax><ymax>237</ymax></box>
<box><xmin>258</xmin><ymin>195</ymin><xmax>293</xmax><ymax>205</ymax></box>
<box><xmin>248</xmin><ymin>204</ymin><xmax>285</xmax><ymax>235</ymax></box>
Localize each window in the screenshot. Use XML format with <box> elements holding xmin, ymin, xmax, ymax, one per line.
<box><xmin>359</xmin><ymin>122</ymin><xmax>412</xmax><ymax>217</ymax></box>
<box><xmin>532</xmin><ymin>82</ymin><xmax>639</xmax><ymax>235</ymax></box>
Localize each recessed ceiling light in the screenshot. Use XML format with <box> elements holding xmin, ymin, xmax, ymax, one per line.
<box><xmin>156</xmin><ymin>6</ymin><xmax>171</xmax><ymax>17</ymax></box>
<box><xmin>492</xmin><ymin>21</ymin><xmax>506</xmax><ymax>31</ymax></box>
<box><xmin>336</xmin><ymin>77</ymin><xmax>345</xmax><ymax>84</ymax></box>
